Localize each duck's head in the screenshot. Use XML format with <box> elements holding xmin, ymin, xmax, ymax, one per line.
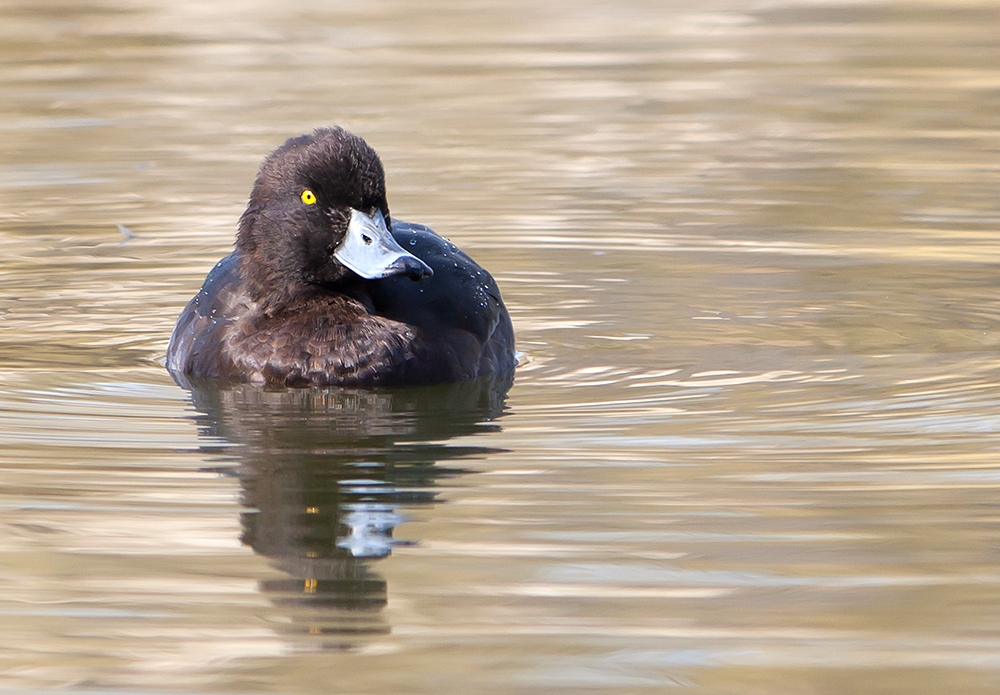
<box><xmin>236</xmin><ymin>127</ymin><xmax>432</xmax><ymax>310</ymax></box>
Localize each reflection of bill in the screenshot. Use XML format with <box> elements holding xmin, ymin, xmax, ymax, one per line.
<box><xmin>338</xmin><ymin>501</ymin><xmax>410</xmax><ymax>559</ymax></box>
<box><xmin>183</xmin><ymin>374</ymin><xmax>512</xmax><ymax>639</ymax></box>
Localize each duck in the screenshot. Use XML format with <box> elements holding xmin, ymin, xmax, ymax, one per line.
<box><xmin>166</xmin><ymin>127</ymin><xmax>515</xmax><ymax>388</ymax></box>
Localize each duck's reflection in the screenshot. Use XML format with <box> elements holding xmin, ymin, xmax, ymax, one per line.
<box><xmin>184</xmin><ymin>373</ymin><xmax>512</xmax><ymax>640</ymax></box>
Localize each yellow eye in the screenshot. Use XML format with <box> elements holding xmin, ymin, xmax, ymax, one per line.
<box><xmin>301</xmin><ymin>189</ymin><xmax>317</xmax><ymax>205</ymax></box>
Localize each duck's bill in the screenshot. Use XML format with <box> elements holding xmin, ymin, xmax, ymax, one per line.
<box><xmin>335</xmin><ymin>209</ymin><xmax>434</xmax><ymax>281</ymax></box>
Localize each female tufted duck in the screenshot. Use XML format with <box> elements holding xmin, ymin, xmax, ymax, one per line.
<box><xmin>166</xmin><ymin>127</ymin><xmax>516</xmax><ymax>388</ymax></box>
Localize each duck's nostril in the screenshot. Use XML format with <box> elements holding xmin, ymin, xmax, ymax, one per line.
<box><xmin>361</xmin><ymin>234</ymin><xmax>373</xmax><ymax>245</ymax></box>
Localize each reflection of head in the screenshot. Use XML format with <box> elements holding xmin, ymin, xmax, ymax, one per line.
<box><xmin>185</xmin><ymin>373</ymin><xmax>513</xmax><ymax>639</ymax></box>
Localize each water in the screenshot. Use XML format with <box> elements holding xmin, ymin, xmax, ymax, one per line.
<box><xmin>2</xmin><ymin>0</ymin><xmax>1000</xmax><ymax>692</ymax></box>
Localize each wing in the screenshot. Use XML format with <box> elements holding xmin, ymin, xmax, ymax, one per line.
<box><xmin>364</xmin><ymin>219</ymin><xmax>516</xmax><ymax>378</ymax></box>
<box><xmin>166</xmin><ymin>253</ymin><xmax>250</xmax><ymax>385</ymax></box>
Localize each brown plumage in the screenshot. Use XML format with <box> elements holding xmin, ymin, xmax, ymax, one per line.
<box><xmin>166</xmin><ymin>127</ymin><xmax>515</xmax><ymax>388</ymax></box>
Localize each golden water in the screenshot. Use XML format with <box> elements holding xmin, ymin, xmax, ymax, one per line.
<box><xmin>2</xmin><ymin>1</ymin><xmax>1000</xmax><ymax>692</ymax></box>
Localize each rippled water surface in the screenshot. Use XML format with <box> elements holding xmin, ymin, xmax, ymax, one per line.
<box><xmin>2</xmin><ymin>0</ymin><xmax>1000</xmax><ymax>692</ymax></box>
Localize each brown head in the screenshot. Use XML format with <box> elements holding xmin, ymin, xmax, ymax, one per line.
<box><xmin>236</xmin><ymin>127</ymin><xmax>432</xmax><ymax>313</ymax></box>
